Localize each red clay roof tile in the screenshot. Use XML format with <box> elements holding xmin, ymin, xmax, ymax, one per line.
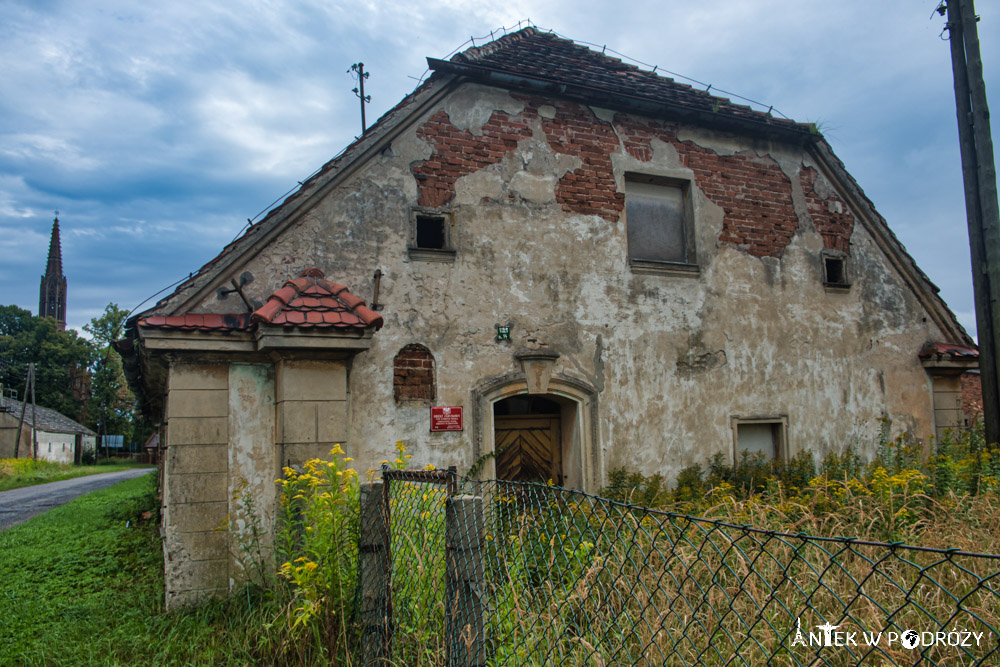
<box><xmin>137</xmin><ymin>313</ymin><xmax>250</xmax><ymax>331</ymax></box>
<box><xmin>338</xmin><ymin>292</ymin><xmax>364</xmax><ymax>310</ymax></box>
<box><xmin>253</xmin><ymin>300</ymin><xmax>283</xmax><ymax>323</ymax></box>
<box><xmin>272</xmin><ymin>285</ymin><xmax>298</xmax><ymax>305</ymax></box>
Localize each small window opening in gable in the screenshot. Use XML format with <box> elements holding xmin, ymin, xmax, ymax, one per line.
<box><xmin>732</xmin><ymin>416</ymin><xmax>788</xmax><ymax>463</ymax></box>
<box><xmin>393</xmin><ymin>344</ymin><xmax>436</xmax><ymax>403</ymax></box>
<box><xmin>625</xmin><ymin>173</ymin><xmax>697</xmax><ymax>276</ymax></box>
<box><xmin>416</xmin><ymin>214</ymin><xmax>446</xmax><ymax>249</ymax></box>
<box><xmin>409</xmin><ymin>209</ymin><xmax>456</xmax><ymax>262</ymax></box>
<box><xmin>822</xmin><ymin>251</ymin><xmax>850</xmax><ymax>289</ymax></box>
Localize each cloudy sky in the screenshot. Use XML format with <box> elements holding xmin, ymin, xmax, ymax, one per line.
<box><xmin>0</xmin><ymin>0</ymin><xmax>996</xmax><ymax>338</ymax></box>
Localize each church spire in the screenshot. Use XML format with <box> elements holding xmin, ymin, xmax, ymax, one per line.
<box><xmin>39</xmin><ymin>215</ymin><xmax>67</xmax><ymax>330</ymax></box>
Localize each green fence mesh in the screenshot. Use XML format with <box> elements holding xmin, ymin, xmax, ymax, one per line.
<box><xmin>364</xmin><ymin>470</ymin><xmax>1000</xmax><ymax>666</ymax></box>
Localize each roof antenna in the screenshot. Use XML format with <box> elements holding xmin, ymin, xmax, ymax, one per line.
<box><xmin>349</xmin><ymin>63</ymin><xmax>372</xmax><ymax>135</ymax></box>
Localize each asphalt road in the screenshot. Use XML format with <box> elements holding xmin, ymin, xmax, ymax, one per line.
<box><xmin>0</xmin><ymin>468</ymin><xmax>156</xmax><ymax>532</ymax></box>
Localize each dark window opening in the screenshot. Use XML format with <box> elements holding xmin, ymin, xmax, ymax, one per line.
<box><xmin>415</xmin><ymin>215</ymin><xmax>446</xmax><ymax>249</ymax></box>
<box><xmin>824</xmin><ymin>256</ymin><xmax>848</xmax><ymax>286</ymax></box>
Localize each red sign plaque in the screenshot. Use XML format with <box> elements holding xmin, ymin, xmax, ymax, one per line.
<box><xmin>430</xmin><ymin>406</ymin><xmax>463</xmax><ymax>432</ymax></box>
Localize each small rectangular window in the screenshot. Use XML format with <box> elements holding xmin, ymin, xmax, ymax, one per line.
<box><xmin>625</xmin><ymin>174</ymin><xmax>697</xmax><ymax>275</ymax></box>
<box><xmin>822</xmin><ymin>251</ymin><xmax>850</xmax><ymax>288</ymax></box>
<box><xmin>409</xmin><ymin>209</ymin><xmax>456</xmax><ymax>262</ymax></box>
<box><xmin>415</xmin><ymin>215</ymin><xmax>446</xmax><ymax>249</ymax></box>
<box><xmin>732</xmin><ymin>416</ymin><xmax>787</xmax><ymax>462</ymax></box>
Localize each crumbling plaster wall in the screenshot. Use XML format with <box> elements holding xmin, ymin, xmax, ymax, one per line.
<box><xmin>205</xmin><ymin>82</ymin><xmax>943</xmax><ymax>482</ymax></box>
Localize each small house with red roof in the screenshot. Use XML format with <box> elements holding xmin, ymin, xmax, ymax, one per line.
<box><xmin>118</xmin><ymin>28</ymin><xmax>977</xmax><ymax>607</ymax></box>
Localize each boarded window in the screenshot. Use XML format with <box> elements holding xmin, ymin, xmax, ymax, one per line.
<box><xmin>733</xmin><ymin>417</ymin><xmax>787</xmax><ymax>462</ymax></box>
<box><xmin>393</xmin><ymin>344</ymin><xmax>435</xmax><ymax>403</ymax></box>
<box><xmin>626</xmin><ymin>177</ymin><xmax>692</xmax><ymax>264</ymax></box>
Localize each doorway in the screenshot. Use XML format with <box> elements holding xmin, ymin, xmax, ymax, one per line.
<box><xmin>494</xmin><ymin>395</ymin><xmax>562</xmax><ymax>484</ymax></box>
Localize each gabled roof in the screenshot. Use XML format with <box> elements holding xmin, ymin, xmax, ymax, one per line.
<box><xmin>127</xmin><ymin>27</ymin><xmax>971</xmax><ymax>348</ymax></box>
<box><xmin>0</xmin><ymin>396</ymin><xmax>95</xmax><ymax>436</ymax></box>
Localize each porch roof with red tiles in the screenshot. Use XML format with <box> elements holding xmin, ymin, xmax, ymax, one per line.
<box><xmin>919</xmin><ymin>342</ymin><xmax>979</xmax><ymax>361</ymax></box>
<box><xmin>251</xmin><ymin>267</ymin><xmax>383</xmax><ymax>330</ymax></box>
<box><xmin>137</xmin><ymin>268</ymin><xmax>382</xmax><ymax>333</ymax></box>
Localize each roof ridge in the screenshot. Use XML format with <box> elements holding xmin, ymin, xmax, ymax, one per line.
<box><xmin>452</xmin><ymin>26</ymin><xmax>538</xmax><ymax>63</ymax></box>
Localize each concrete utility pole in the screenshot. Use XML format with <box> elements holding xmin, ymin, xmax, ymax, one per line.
<box><xmin>351</xmin><ymin>62</ymin><xmax>372</xmax><ymax>135</ymax></box>
<box><xmin>945</xmin><ymin>0</ymin><xmax>1000</xmax><ymax>444</ymax></box>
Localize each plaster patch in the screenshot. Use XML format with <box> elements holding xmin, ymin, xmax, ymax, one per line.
<box><xmin>676</xmin><ymin>127</ymin><xmax>740</xmax><ymax>156</ymax></box>
<box><xmin>590</xmin><ymin>106</ymin><xmax>616</xmax><ymax>123</ymax></box>
<box><xmin>511</xmin><ymin>171</ymin><xmax>556</xmax><ymax>204</ymax></box>
<box><xmin>538</xmin><ymin>105</ymin><xmax>557</xmax><ymax>119</ymax></box>
<box><xmin>442</xmin><ymin>85</ymin><xmax>525</xmax><ymax>136</ymax></box>
<box><xmin>454</xmin><ymin>169</ymin><xmax>504</xmax><ymax>205</ymax></box>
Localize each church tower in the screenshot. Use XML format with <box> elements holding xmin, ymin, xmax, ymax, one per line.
<box><xmin>39</xmin><ymin>216</ymin><xmax>67</xmax><ymax>331</ymax></box>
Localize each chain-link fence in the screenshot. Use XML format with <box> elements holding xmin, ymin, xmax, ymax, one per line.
<box><xmin>359</xmin><ymin>472</ymin><xmax>1000</xmax><ymax>666</ymax></box>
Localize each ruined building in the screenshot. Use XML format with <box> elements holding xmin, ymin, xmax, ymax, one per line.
<box><xmin>39</xmin><ymin>216</ymin><xmax>67</xmax><ymax>331</ymax></box>
<box><xmin>118</xmin><ymin>29</ymin><xmax>977</xmax><ymax>606</ymax></box>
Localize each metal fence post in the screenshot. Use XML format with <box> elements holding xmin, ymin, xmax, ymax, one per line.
<box><xmin>359</xmin><ymin>480</ymin><xmax>390</xmax><ymax>664</ymax></box>
<box><xmin>446</xmin><ymin>494</ymin><xmax>485</xmax><ymax>667</ymax></box>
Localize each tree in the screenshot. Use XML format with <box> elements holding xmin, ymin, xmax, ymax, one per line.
<box><xmin>0</xmin><ymin>305</ymin><xmax>94</xmax><ymax>420</ymax></box>
<box><xmin>85</xmin><ymin>304</ymin><xmax>147</xmax><ymax>447</ymax></box>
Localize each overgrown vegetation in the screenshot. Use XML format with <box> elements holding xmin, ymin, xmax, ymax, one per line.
<box><xmin>601</xmin><ymin>422</ymin><xmax>1000</xmax><ymax>543</ymax></box>
<box><xmin>4</xmin><ymin>426</ymin><xmax>1000</xmax><ymax>665</ymax></box>
<box><xmin>0</xmin><ymin>457</ymin><xmax>152</xmax><ymax>492</ymax></box>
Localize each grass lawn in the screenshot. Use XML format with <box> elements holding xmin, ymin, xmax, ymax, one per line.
<box><xmin>0</xmin><ymin>473</ymin><xmax>302</xmax><ymax>666</ymax></box>
<box><xmin>0</xmin><ymin>458</ymin><xmax>155</xmax><ymax>492</ymax></box>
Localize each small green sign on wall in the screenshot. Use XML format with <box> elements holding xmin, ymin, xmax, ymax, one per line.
<box><xmin>496</xmin><ymin>325</ymin><xmax>511</xmax><ymax>341</ymax></box>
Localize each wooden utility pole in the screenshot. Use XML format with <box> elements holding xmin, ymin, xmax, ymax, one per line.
<box><xmin>14</xmin><ymin>364</ymin><xmax>32</xmax><ymax>458</ymax></box>
<box><xmin>946</xmin><ymin>0</ymin><xmax>1000</xmax><ymax>444</ymax></box>
<box><xmin>30</xmin><ymin>363</ymin><xmax>38</xmax><ymax>459</ymax></box>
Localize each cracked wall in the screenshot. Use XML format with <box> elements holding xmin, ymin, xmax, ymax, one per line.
<box><xmin>199</xmin><ymin>82</ymin><xmax>946</xmax><ymax>487</ymax></box>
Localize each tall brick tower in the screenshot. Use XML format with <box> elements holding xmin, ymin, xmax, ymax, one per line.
<box><xmin>39</xmin><ymin>216</ymin><xmax>67</xmax><ymax>331</ymax></box>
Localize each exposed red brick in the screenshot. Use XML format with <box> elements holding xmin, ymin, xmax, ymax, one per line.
<box><xmin>413</xmin><ymin>110</ymin><xmax>533</xmax><ymax>208</ymax></box>
<box><xmin>411</xmin><ymin>94</ymin><xmax>803</xmax><ymax>257</ymax></box>
<box><xmin>962</xmin><ymin>372</ymin><xmax>983</xmax><ymax>426</ymax></box>
<box><xmin>531</xmin><ymin>99</ymin><xmax>624</xmax><ymax>222</ymax></box>
<box><xmin>800</xmin><ymin>167</ymin><xmax>855</xmax><ymax>253</ymax></box>
<box><xmin>394</xmin><ymin>344</ymin><xmax>435</xmax><ymax>403</ymax></box>
<box><xmin>617</xmin><ymin>114</ymin><xmax>799</xmax><ymax>258</ymax></box>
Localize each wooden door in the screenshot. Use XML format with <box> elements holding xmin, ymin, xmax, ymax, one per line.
<box><xmin>494</xmin><ymin>415</ymin><xmax>562</xmax><ymax>484</ymax></box>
